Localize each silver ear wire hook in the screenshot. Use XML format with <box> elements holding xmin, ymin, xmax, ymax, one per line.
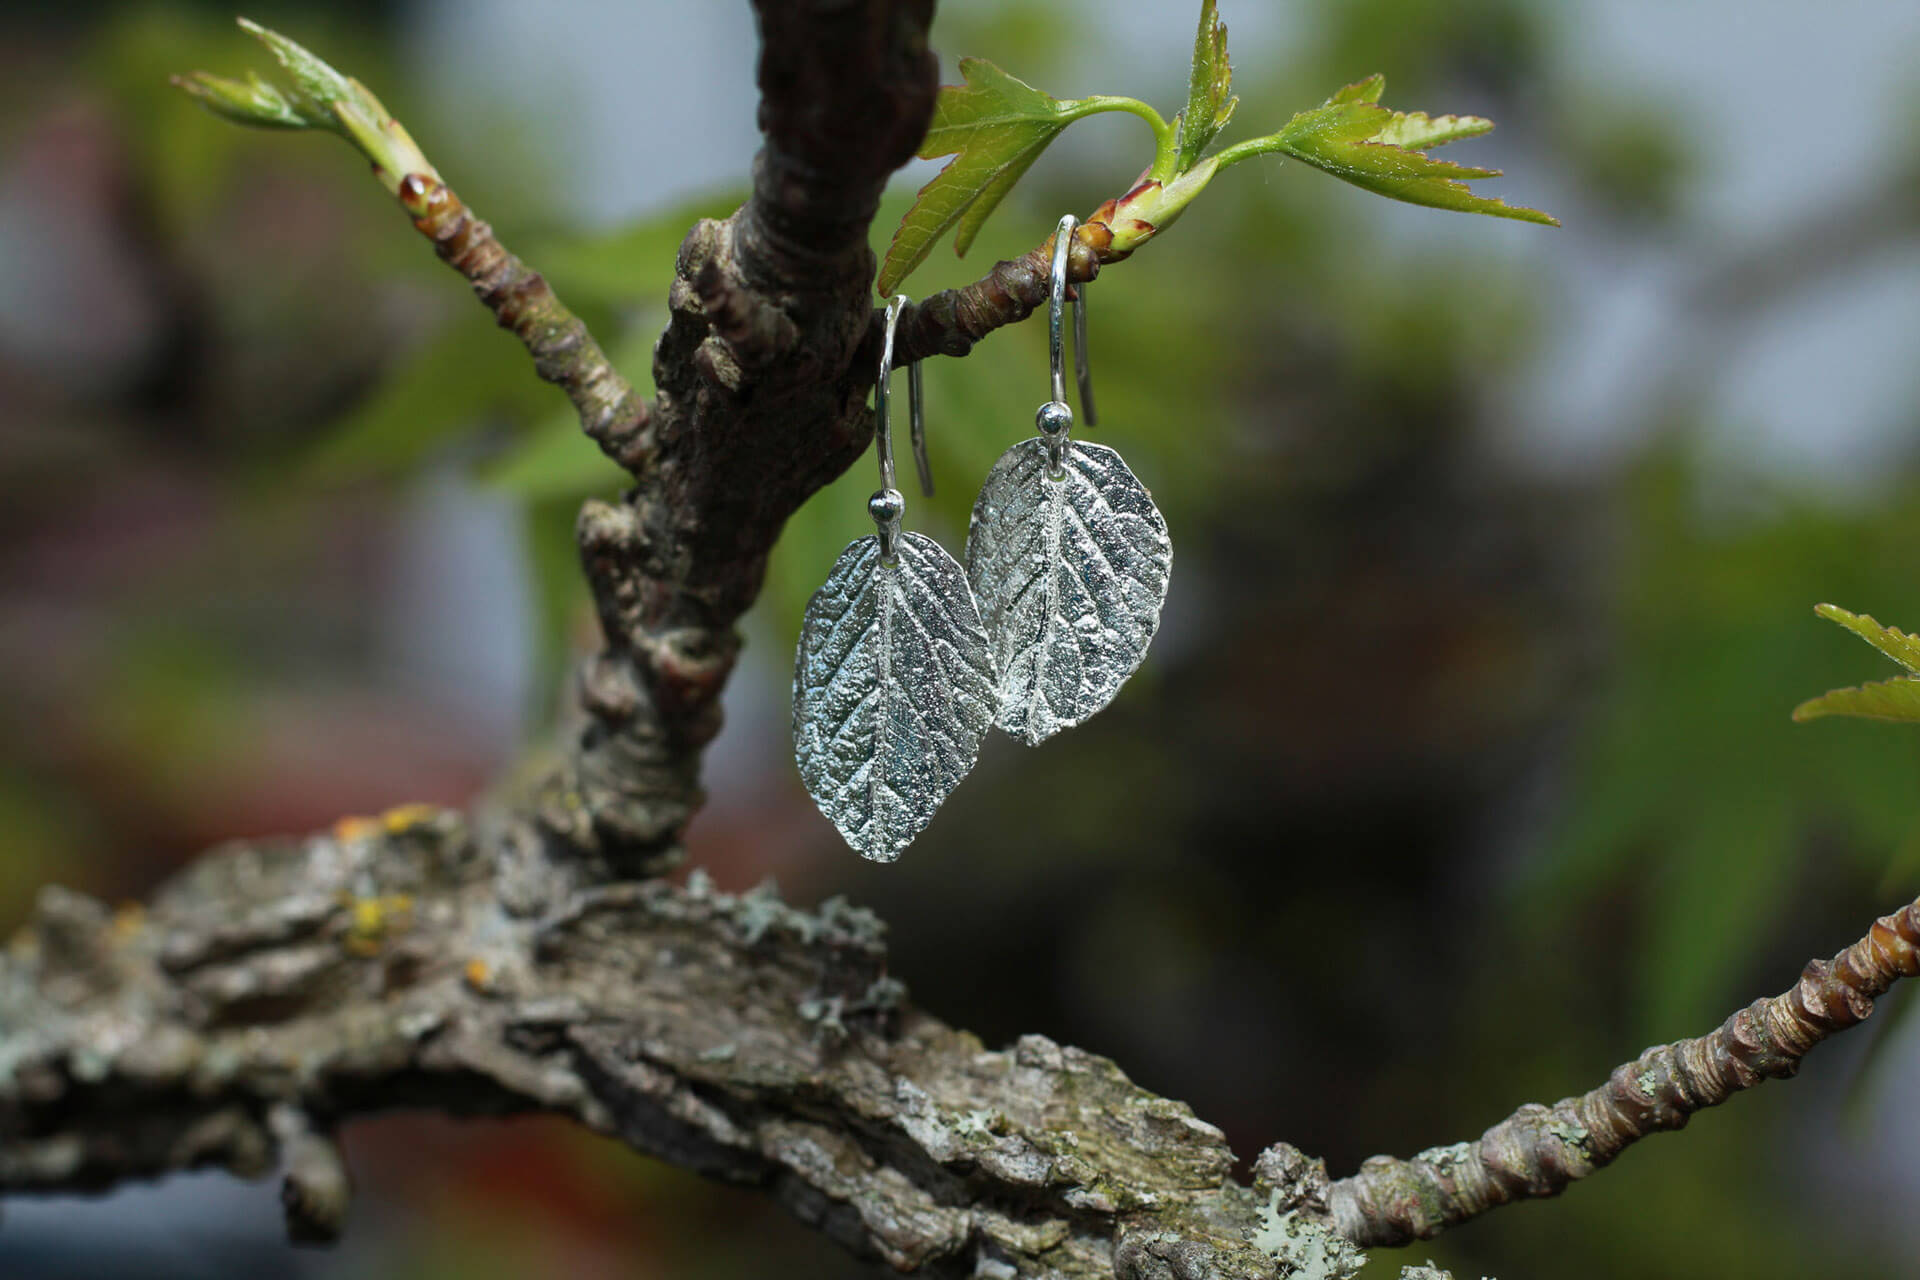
<box><xmin>1047</xmin><ymin>216</ymin><xmax>1074</xmax><ymax>410</ymax></box>
<box><xmin>1043</xmin><ymin>215</ymin><xmax>1096</xmax><ymax>429</ymax></box>
<box><xmin>1042</xmin><ymin>216</ymin><xmax>1098</xmax><ymax>472</ymax></box>
<box><xmin>909</xmin><ymin>358</ymin><xmax>933</xmax><ymax>497</ymax></box>
<box><xmin>874</xmin><ymin>294</ymin><xmax>930</xmax><ymax>559</ymax></box>
<box><xmin>963</xmin><ymin>213</ymin><xmax>1169</xmax><ymax>746</ymax></box>
<box><xmin>1073</xmin><ymin>256</ymin><xmax>1096</xmax><ymax>429</ymax></box>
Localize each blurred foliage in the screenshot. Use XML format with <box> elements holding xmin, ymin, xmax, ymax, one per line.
<box><xmin>5</xmin><ymin>3</ymin><xmax>1920</xmax><ymax>1280</ymax></box>
<box><xmin>1523</xmin><ymin>451</ymin><xmax>1920</xmax><ymax>1037</ymax></box>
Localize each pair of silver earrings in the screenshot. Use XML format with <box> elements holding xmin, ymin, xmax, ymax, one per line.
<box><xmin>793</xmin><ymin>215</ymin><xmax>1173</xmax><ymax>862</ymax></box>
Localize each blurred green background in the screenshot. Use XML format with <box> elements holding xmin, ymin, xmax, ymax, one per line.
<box><xmin>5</xmin><ymin>1</ymin><xmax>1920</xmax><ymax>1276</ymax></box>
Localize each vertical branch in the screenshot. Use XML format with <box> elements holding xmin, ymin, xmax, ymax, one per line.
<box><xmin>557</xmin><ymin>0</ymin><xmax>940</xmax><ymax>877</ymax></box>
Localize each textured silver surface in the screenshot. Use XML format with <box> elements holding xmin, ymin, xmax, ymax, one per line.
<box><xmin>966</xmin><ymin>438</ymin><xmax>1172</xmax><ymax>745</ymax></box>
<box><xmin>793</xmin><ymin>531</ymin><xmax>997</xmax><ymax>862</ymax></box>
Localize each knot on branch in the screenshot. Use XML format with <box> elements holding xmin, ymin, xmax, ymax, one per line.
<box><xmin>1111</xmin><ymin>1233</ymin><xmax>1223</xmax><ymax>1280</ymax></box>
<box><xmin>29</xmin><ymin>886</ymin><xmax>125</xmax><ymax>1006</ymax></box>
<box><xmin>271</xmin><ymin>1106</ymin><xmax>350</xmax><ymax>1245</ymax></box>
<box><xmin>693</xmin><ymin>255</ymin><xmax>801</xmax><ymax>372</ymax></box>
<box><xmin>1252</xmin><ymin>1141</ymin><xmax>1331</xmax><ymax>1217</ymax></box>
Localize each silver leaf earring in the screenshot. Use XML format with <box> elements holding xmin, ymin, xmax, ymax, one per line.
<box><xmin>793</xmin><ymin>295</ymin><xmax>997</xmax><ymax>862</ymax></box>
<box><xmin>965</xmin><ymin>215</ymin><xmax>1173</xmax><ymax>746</ymax></box>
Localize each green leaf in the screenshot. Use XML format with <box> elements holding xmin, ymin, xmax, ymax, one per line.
<box><xmin>301</xmin><ymin>324</ymin><xmax>550</xmax><ymax>481</ymax></box>
<box><xmin>878</xmin><ymin>61</ymin><xmax>1164</xmax><ymax>293</ymax></box>
<box><xmin>1227</xmin><ymin>76</ymin><xmax>1558</xmax><ymax>226</ymax></box>
<box><xmin>236</xmin><ymin>16</ymin><xmax>354</xmax><ymax>117</ymax></box>
<box><xmin>170</xmin><ymin>68</ymin><xmax>318</xmax><ymax>129</ymax></box>
<box><xmin>1794</xmin><ymin>677</ymin><xmax>1920</xmax><ymax>724</ymax></box>
<box><xmin>1810</xmin><ymin>602</ymin><xmax>1920</xmax><ymax>673</ymax></box>
<box><xmin>879</xmin><ymin>59</ymin><xmax>1077</xmax><ymax>294</ymax></box>
<box><xmin>1793</xmin><ymin>603</ymin><xmax>1920</xmax><ymax>723</ymax></box>
<box><xmin>1174</xmin><ymin>0</ymin><xmax>1236</xmax><ymax>171</ymax></box>
<box><xmin>175</xmin><ymin>19</ymin><xmax>436</xmax><ymax>195</ymax></box>
<box><xmin>1330</xmin><ymin>75</ymin><xmax>1385</xmax><ymax>105</ymax></box>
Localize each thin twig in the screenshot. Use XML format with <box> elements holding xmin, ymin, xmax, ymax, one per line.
<box><xmin>893</xmin><ymin>231</ymin><xmax>1102</xmax><ymax>363</ymax></box>
<box><xmin>397</xmin><ymin>174</ymin><xmax>653</xmax><ymax>475</ymax></box>
<box><xmin>1325</xmin><ymin>893</ymin><xmax>1920</xmax><ymax>1247</ymax></box>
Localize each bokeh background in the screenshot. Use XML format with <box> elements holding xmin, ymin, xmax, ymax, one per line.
<box><xmin>5</xmin><ymin>1</ymin><xmax>1920</xmax><ymax>1276</ymax></box>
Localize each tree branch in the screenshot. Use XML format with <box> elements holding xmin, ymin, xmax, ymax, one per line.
<box><xmin>1323</xmin><ymin>892</ymin><xmax>1920</xmax><ymax>1248</ymax></box>
<box><xmin>0</xmin><ymin>810</ymin><xmax>1314</xmax><ymax>1279</ymax></box>
<box><xmin>545</xmin><ymin>0</ymin><xmax>946</xmax><ymax>877</ymax></box>
<box><xmin>79</xmin><ymin>10</ymin><xmax>1912</xmax><ymax>1280</ymax></box>
<box><xmin>398</xmin><ymin>174</ymin><xmax>654</xmax><ymax>473</ymax></box>
<box><xmin>893</xmin><ymin>232</ymin><xmax>1101</xmax><ymax>364</ymax></box>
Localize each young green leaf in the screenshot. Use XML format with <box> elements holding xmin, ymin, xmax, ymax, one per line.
<box><xmin>171</xmin><ymin>68</ymin><xmax>318</xmax><ymax>130</ymax></box>
<box><xmin>1219</xmin><ymin>76</ymin><xmax>1558</xmax><ymax>226</ymax></box>
<box><xmin>1810</xmin><ymin>603</ymin><xmax>1920</xmax><ymax>673</ymax></box>
<box><xmin>1793</xmin><ymin>604</ymin><xmax>1920</xmax><ymax>723</ymax></box>
<box><xmin>174</xmin><ymin>19</ymin><xmax>437</xmax><ymax>195</ymax></box>
<box><xmin>879</xmin><ymin>59</ymin><xmax>1077</xmax><ymax>295</ymax></box>
<box><xmin>1174</xmin><ymin>0</ymin><xmax>1236</xmax><ymax>172</ymax></box>
<box><xmin>1793</xmin><ymin>678</ymin><xmax>1920</xmax><ymax>724</ymax></box>
<box><xmin>878</xmin><ymin>59</ymin><xmax>1167</xmax><ymax>294</ymax></box>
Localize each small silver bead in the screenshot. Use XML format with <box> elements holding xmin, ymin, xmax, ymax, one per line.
<box><xmin>1035</xmin><ymin>400</ymin><xmax>1073</xmax><ymax>437</ymax></box>
<box><xmin>868</xmin><ymin>488</ymin><xmax>906</xmax><ymax>525</ymax></box>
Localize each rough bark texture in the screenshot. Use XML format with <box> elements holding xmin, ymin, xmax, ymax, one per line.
<box><xmin>0</xmin><ymin>809</ymin><xmax>1306</xmax><ymax>1278</ymax></box>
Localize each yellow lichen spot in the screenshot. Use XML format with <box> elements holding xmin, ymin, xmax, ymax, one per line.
<box><xmin>111</xmin><ymin>902</ymin><xmax>145</xmax><ymax>943</ymax></box>
<box><xmin>380</xmin><ymin>802</ymin><xmax>444</xmax><ymax>834</ymax></box>
<box><xmin>341</xmin><ymin>893</ymin><xmax>414</xmax><ymax>957</ymax></box>
<box><xmin>333</xmin><ymin>815</ymin><xmax>379</xmax><ymax>843</ymax></box>
<box><xmin>463</xmin><ymin>957</ymin><xmax>492</xmax><ymax>991</ymax></box>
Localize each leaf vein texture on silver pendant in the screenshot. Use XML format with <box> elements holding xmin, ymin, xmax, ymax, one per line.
<box><xmin>793</xmin><ymin>532</ymin><xmax>997</xmax><ymax>862</ymax></box>
<box><xmin>967</xmin><ymin>438</ymin><xmax>1172</xmax><ymax>745</ymax></box>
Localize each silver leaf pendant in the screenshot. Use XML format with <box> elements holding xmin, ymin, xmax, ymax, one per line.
<box><xmin>793</xmin><ymin>531</ymin><xmax>997</xmax><ymax>862</ymax></box>
<box><xmin>966</xmin><ymin>437</ymin><xmax>1172</xmax><ymax>745</ymax></box>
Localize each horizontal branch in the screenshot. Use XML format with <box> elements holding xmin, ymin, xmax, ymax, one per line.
<box><xmin>0</xmin><ymin>808</ymin><xmax>1346</xmax><ymax>1278</ymax></box>
<box><xmin>1324</xmin><ymin>892</ymin><xmax>1920</xmax><ymax>1247</ymax></box>
<box><xmin>893</xmin><ymin>230</ymin><xmax>1101</xmax><ymax>364</ymax></box>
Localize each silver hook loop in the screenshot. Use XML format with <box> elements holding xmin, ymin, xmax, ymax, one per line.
<box><xmin>1074</xmin><ymin>259</ymin><xmax>1096</xmax><ymax>428</ymax></box>
<box><xmin>873</xmin><ymin>294</ymin><xmax>917</xmax><ymax>559</ymax></box>
<box><xmin>909</xmin><ymin>359</ymin><xmax>933</xmax><ymax>497</ymax></box>
<box><xmin>1047</xmin><ymin>215</ymin><xmax>1074</xmax><ymax>410</ymax></box>
<box><xmin>1042</xmin><ymin>215</ymin><xmax>1100</xmax><ymax>471</ymax></box>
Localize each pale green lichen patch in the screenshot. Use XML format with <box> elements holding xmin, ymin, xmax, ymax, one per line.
<box><xmin>1252</xmin><ymin>1189</ymin><xmax>1365</xmax><ymax>1280</ymax></box>
<box><xmin>1413</xmin><ymin>1141</ymin><xmax>1476</xmax><ymax>1174</ymax></box>
<box><xmin>1543</xmin><ymin>1115</ymin><xmax>1591</xmax><ymax>1161</ymax></box>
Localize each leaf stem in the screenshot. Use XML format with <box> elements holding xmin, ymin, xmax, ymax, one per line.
<box><xmin>1071</xmin><ymin>95</ymin><xmax>1178</xmax><ymax>181</ymax></box>
<box><xmin>1208</xmin><ymin>134</ymin><xmax>1291</xmax><ymax>172</ymax></box>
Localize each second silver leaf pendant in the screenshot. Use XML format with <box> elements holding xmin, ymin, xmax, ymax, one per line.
<box><xmin>966</xmin><ymin>215</ymin><xmax>1172</xmax><ymax>746</ymax></box>
<box><xmin>968</xmin><ymin>432</ymin><xmax>1170</xmax><ymax>745</ymax></box>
